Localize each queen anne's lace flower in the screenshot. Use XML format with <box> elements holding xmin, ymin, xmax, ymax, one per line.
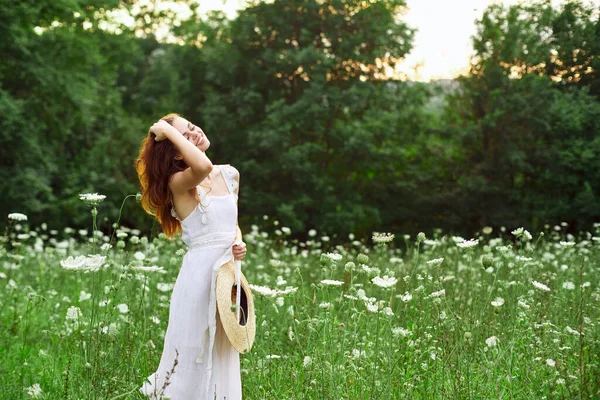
<box><xmin>320</xmin><ymin>279</ymin><xmax>344</xmax><ymax>286</ymax></box>
<box><xmin>84</xmin><ymin>255</ymin><xmax>106</xmax><ymax>271</ymax></box>
<box><xmin>249</xmin><ymin>284</ymin><xmax>297</xmax><ymax>297</ymax></box>
<box><xmin>559</xmin><ymin>241</ymin><xmax>576</xmax><ymax>247</ymax></box>
<box><xmin>485</xmin><ymin>336</ymin><xmax>499</xmax><ymax>347</ymax></box>
<box><xmin>532</xmin><ymin>280</ymin><xmax>551</xmax><ymax>292</ymax></box>
<box><xmin>392</xmin><ymin>327</ymin><xmax>411</xmax><ymax>337</ymax></box>
<box><xmin>131</xmin><ymin>265</ymin><xmax>164</xmax><ymax>273</ymax></box>
<box><xmin>60</xmin><ymin>255</ymin><xmax>87</xmax><ymax>270</ymax></box>
<box><xmin>303</xmin><ymin>356</ymin><xmax>312</xmax><ymax>367</ymax></box>
<box><xmin>8</xmin><ymin>213</ymin><xmax>28</xmax><ymax>221</ymax></box>
<box><xmin>66</xmin><ymin>306</ymin><xmax>82</xmax><ymax>321</ymax></box>
<box><xmin>426</xmin><ymin>258</ymin><xmax>444</xmax><ymax>266</ymax></box>
<box><xmin>323</xmin><ymin>252</ymin><xmax>343</xmax><ymax>262</ymax></box>
<box><xmin>457</xmin><ymin>238</ymin><xmax>479</xmax><ymax>249</ymax></box>
<box><xmin>26</xmin><ymin>383</ymin><xmax>43</xmax><ymax>398</ymax></box>
<box><xmin>491</xmin><ymin>297</ymin><xmax>505</xmax><ymax>307</ymax></box>
<box><xmin>372</xmin><ymin>232</ymin><xmax>395</xmax><ymax>243</ymax></box>
<box><xmin>79</xmin><ymin>193</ymin><xmax>106</xmax><ymax>206</ymax></box>
<box><xmin>371</xmin><ymin>275</ymin><xmax>398</xmax><ymax>288</ymax></box>
<box><xmin>511</xmin><ymin>227</ymin><xmax>524</xmax><ymax>236</ymax></box>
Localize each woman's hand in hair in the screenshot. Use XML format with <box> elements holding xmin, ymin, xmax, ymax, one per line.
<box><xmin>150</xmin><ymin>120</ymin><xmax>178</xmax><ymax>142</ymax></box>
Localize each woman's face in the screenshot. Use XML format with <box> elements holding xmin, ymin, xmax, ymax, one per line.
<box><xmin>171</xmin><ymin>117</ymin><xmax>210</xmax><ymax>152</ymax></box>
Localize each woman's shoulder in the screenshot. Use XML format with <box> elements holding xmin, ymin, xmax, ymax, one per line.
<box><xmin>219</xmin><ymin>164</ymin><xmax>239</xmax><ymax>176</ymax></box>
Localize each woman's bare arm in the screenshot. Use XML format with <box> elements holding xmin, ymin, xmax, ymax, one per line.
<box><xmin>151</xmin><ymin>120</ymin><xmax>213</xmax><ymax>193</ymax></box>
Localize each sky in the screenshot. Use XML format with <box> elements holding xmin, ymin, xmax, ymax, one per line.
<box><xmin>193</xmin><ymin>0</ymin><xmax>599</xmax><ymax>82</ymax></box>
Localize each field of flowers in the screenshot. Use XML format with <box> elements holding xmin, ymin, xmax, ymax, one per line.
<box><xmin>1</xmin><ymin>196</ymin><xmax>599</xmax><ymax>399</ymax></box>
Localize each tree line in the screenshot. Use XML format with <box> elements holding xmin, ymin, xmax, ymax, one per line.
<box><xmin>1</xmin><ymin>0</ymin><xmax>598</xmax><ymax>242</ymax></box>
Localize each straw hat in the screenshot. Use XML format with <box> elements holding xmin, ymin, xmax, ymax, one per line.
<box><xmin>216</xmin><ymin>259</ymin><xmax>256</xmax><ymax>354</ymax></box>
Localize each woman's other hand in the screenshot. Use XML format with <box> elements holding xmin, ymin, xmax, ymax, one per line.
<box><xmin>232</xmin><ymin>241</ymin><xmax>247</xmax><ymax>261</ymax></box>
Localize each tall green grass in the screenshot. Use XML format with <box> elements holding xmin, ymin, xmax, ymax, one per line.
<box><xmin>1</xmin><ymin>202</ymin><xmax>599</xmax><ymax>399</ymax></box>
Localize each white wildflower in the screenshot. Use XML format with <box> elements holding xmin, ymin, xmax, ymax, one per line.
<box><xmin>60</xmin><ymin>255</ymin><xmax>87</xmax><ymax>271</ymax></box>
<box><xmin>26</xmin><ymin>383</ymin><xmax>42</xmax><ymax>398</ymax></box>
<box><xmin>66</xmin><ymin>306</ymin><xmax>82</xmax><ymax>321</ymax></box>
<box><xmin>372</xmin><ymin>232</ymin><xmax>395</xmax><ymax>244</ymax></box>
<box><xmin>131</xmin><ymin>265</ymin><xmax>164</xmax><ymax>273</ymax></box>
<box><xmin>116</xmin><ymin>304</ymin><xmax>129</xmax><ymax>314</ymax></box>
<box><xmin>562</xmin><ymin>282</ymin><xmax>575</xmax><ymax>290</ymax></box>
<box><xmin>371</xmin><ymin>275</ymin><xmax>398</xmax><ymax>288</ymax></box>
<box><xmin>399</xmin><ymin>292</ymin><xmax>412</xmax><ymax>302</ymax></box>
<box><xmin>426</xmin><ymin>258</ymin><xmax>444</xmax><ymax>266</ymax></box>
<box><xmin>392</xmin><ymin>327</ymin><xmax>411</xmax><ymax>337</ymax></box>
<box><xmin>351</xmin><ymin>349</ymin><xmax>366</xmax><ymax>359</ymax></box>
<box><xmin>79</xmin><ymin>192</ymin><xmax>106</xmax><ymax>206</ymax></box>
<box><xmin>451</xmin><ymin>236</ymin><xmax>465</xmax><ymax>243</ymax></box>
<box><xmin>485</xmin><ymin>336</ymin><xmax>499</xmax><ymax>347</ymax></box>
<box><xmin>532</xmin><ymin>280</ymin><xmax>551</xmax><ymax>292</ymax></box>
<box><xmin>156</xmin><ymin>282</ymin><xmax>175</xmax><ymax>292</ymax></box>
<box><xmin>100</xmin><ymin>243</ymin><xmax>112</xmax><ymax>252</ymax></box>
<box><xmin>511</xmin><ymin>227</ymin><xmax>524</xmax><ymax>237</ymax></box>
<box><xmin>457</xmin><ymin>238</ymin><xmax>479</xmax><ymax>249</ymax></box>
<box><xmin>320</xmin><ymin>279</ymin><xmax>344</xmax><ymax>286</ymax></box>
<box><xmin>518</xmin><ymin>300</ymin><xmax>530</xmax><ymax>309</ymax></box>
<box><xmin>491</xmin><ymin>297</ymin><xmax>505</xmax><ymax>307</ymax></box>
<box><xmin>366</xmin><ymin>302</ymin><xmax>378</xmax><ymax>313</ymax></box>
<box><xmin>559</xmin><ymin>241</ymin><xmax>576</xmax><ymax>247</ymax></box>
<box><xmin>323</xmin><ymin>252</ymin><xmax>343</xmax><ymax>262</ymax></box>
<box><xmin>546</xmin><ymin>359</ymin><xmax>556</xmax><ymax>367</ymax></box>
<box><xmin>84</xmin><ymin>254</ymin><xmax>106</xmax><ymax>272</ymax></box>
<box><xmin>516</xmin><ymin>256</ymin><xmax>532</xmax><ymax>262</ymax></box>
<box><xmin>566</xmin><ymin>326</ymin><xmax>583</xmax><ymax>336</ymax></box>
<box><xmin>8</xmin><ymin>213</ymin><xmax>28</xmax><ymax>221</ymax></box>
<box><xmin>430</xmin><ymin>289</ymin><xmax>446</xmax><ymax>298</ymax></box>
<box><xmin>79</xmin><ymin>291</ymin><xmax>92</xmax><ymax>301</ymax></box>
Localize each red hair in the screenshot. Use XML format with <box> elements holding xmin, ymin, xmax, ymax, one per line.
<box><xmin>135</xmin><ymin>113</ymin><xmax>198</xmax><ymax>238</ymax></box>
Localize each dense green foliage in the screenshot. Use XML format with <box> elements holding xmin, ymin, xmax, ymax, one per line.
<box><xmin>1</xmin><ymin>0</ymin><xmax>599</xmax><ymax>242</ymax></box>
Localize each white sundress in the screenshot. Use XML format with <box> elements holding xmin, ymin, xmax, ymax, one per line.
<box><xmin>140</xmin><ymin>164</ymin><xmax>242</xmax><ymax>400</ymax></box>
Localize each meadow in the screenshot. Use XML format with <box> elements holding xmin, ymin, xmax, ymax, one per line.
<box><xmin>1</xmin><ymin>194</ymin><xmax>599</xmax><ymax>399</ymax></box>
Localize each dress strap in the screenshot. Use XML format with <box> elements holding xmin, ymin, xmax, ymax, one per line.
<box><xmin>169</xmin><ymin>191</ymin><xmax>182</xmax><ymax>221</ymax></box>
<box><xmin>220</xmin><ymin>164</ymin><xmax>239</xmax><ymax>202</ymax></box>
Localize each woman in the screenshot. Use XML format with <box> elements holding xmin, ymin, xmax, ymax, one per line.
<box><xmin>136</xmin><ymin>113</ymin><xmax>246</xmax><ymax>399</ymax></box>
